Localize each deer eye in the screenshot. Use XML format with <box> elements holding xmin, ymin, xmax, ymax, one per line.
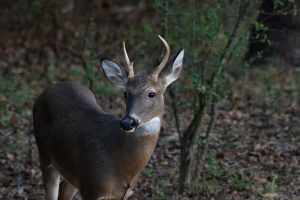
<box><xmin>148</xmin><ymin>92</ymin><xmax>156</xmax><ymax>98</ymax></box>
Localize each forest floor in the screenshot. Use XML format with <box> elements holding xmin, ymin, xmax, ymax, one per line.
<box><xmin>0</xmin><ymin>2</ymin><xmax>300</xmax><ymax>200</ymax></box>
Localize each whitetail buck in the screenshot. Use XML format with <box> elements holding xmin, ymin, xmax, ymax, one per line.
<box><xmin>33</xmin><ymin>35</ymin><xmax>184</xmax><ymax>200</ymax></box>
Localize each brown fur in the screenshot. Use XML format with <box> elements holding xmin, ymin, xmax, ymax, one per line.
<box><xmin>33</xmin><ymin>81</ymin><xmax>160</xmax><ymax>199</ymax></box>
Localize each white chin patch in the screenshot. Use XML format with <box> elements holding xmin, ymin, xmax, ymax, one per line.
<box><xmin>135</xmin><ymin>117</ymin><xmax>161</xmax><ymax>136</ymax></box>
<box><xmin>124</xmin><ymin>128</ymin><xmax>135</xmax><ymax>133</ymax></box>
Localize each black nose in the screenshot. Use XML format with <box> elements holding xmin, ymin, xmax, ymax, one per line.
<box><xmin>120</xmin><ymin>116</ymin><xmax>138</xmax><ymax>132</ymax></box>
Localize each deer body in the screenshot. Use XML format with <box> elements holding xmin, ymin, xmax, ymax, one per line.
<box><xmin>33</xmin><ymin>36</ymin><xmax>184</xmax><ymax>200</ymax></box>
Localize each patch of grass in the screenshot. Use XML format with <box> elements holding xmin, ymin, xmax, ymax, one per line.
<box><xmin>224</xmin><ymin>133</ymin><xmax>239</xmax><ymax>148</ymax></box>
<box><xmin>157</xmin><ymin>177</ymin><xmax>167</xmax><ymax>188</ymax></box>
<box><xmin>46</xmin><ymin>64</ymin><xmax>67</xmax><ymax>83</ymax></box>
<box><xmin>11</xmin><ymin>80</ymin><xmax>36</xmax><ymax>106</ymax></box>
<box><xmin>197</xmin><ymin>178</ymin><xmax>219</xmax><ymax>194</ymax></box>
<box><xmin>0</xmin><ymin>76</ymin><xmax>37</xmax><ymax>128</ymax></box>
<box><xmin>206</xmin><ymin>151</ymin><xmax>224</xmax><ymax>178</ymax></box>
<box><xmin>264</xmin><ymin>176</ymin><xmax>280</xmax><ymax>197</ymax></box>
<box><xmin>141</xmin><ymin>167</ymin><xmax>155</xmax><ymax>178</ymax></box>
<box><xmin>0</xmin><ymin>111</ymin><xmax>11</xmax><ymax>127</ymax></box>
<box><xmin>232</xmin><ymin>174</ymin><xmax>252</xmax><ymax>191</ymax></box>
<box><xmin>233</xmin><ymin>66</ymin><xmax>300</xmax><ymax>111</ymax></box>
<box><xmin>158</xmin><ymin>191</ymin><xmax>166</xmax><ymax>199</ymax></box>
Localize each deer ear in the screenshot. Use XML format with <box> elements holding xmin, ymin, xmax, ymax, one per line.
<box><xmin>159</xmin><ymin>49</ymin><xmax>184</xmax><ymax>88</ymax></box>
<box><xmin>101</xmin><ymin>59</ymin><xmax>127</xmax><ymax>90</ymax></box>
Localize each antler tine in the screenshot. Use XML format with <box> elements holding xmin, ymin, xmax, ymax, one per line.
<box><xmin>152</xmin><ymin>35</ymin><xmax>170</xmax><ymax>80</ymax></box>
<box><xmin>123</xmin><ymin>41</ymin><xmax>134</xmax><ymax>79</ymax></box>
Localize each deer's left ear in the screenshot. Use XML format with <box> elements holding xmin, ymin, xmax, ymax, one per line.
<box><xmin>100</xmin><ymin>58</ymin><xmax>127</xmax><ymax>90</ymax></box>
<box><xmin>159</xmin><ymin>49</ymin><xmax>184</xmax><ymax>88</ymax></box>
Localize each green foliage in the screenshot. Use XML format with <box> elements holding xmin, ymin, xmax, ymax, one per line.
<box><xmin>141</xmin><ymin>167</ymin><xmax>155</xmax><ymax>178</ymax></box>
<box><xmin>0</xmin><ymin>76</ymin><xmax>36</xmax><ymax>128</ymax></box>
<box><xmin>143</xmin><ymin>23</ymin><xmax>153</xmax><ymax>34</ymax></box>
<box><xmin>273</xmin><ymin>0</ymin><xmax>295</xmax><ymax>10</ymax></box>
<box><xmin>69</xmin><ymin>64</ymin><xmax>117</xmax><ymax>95</ymax></box>
<box><xmin>248</xmin><ymin>66</ymin><xmax>299</xmax><ymax>111</ymax></box>
<box><xmin>206</xmin><ymin>152</ymin><xmax>224</xmax><ymax>178</ymax></box>
<box><xmin>28</xmin><ymin>0</ymin><xmax>47</xmax><ymax>23</ymax></box>
<box><xmin>0</xmin><ymin>108</ymin><xmax>11</xmax><ymax>128</ymax></box>
<box><xmin>232</xmin><ymin>174</ymin><xmax>252</xmax><ymax>191</ymax></box>
<box><xmin>191</xmin><ymin>73</ymin><xmax>201</xmax><ymax>87</ymax></box>
<box><xmin>265</xmin><ymin>176</ymin><xmax>279</xmax><ymax>194</ymax></box>
<box><xmin>158</xmin><ymin>191</ymin><xmax>166</xmax><ymax>199</ymax></box>
<box><xmin>16</xmin><ymin>0</ymin><xmax>51</xmax><ymax>31</ymax></box>
<box><xmin>273</xmin><ymin>0</ymin><xmax>285</xmax><ymax>9</ymax></box>
<box><xmin>253</xmin><ymin>21</ymin><xmax>271</xmax><ymax>46</ymax></box>
<box><xmin>0</xmin><ymin>77</ymin><xmax>36</xmax><ymax>107</ymax></box>
<box><xmin>250</xmin><ymin>0</ymin><xmax>297</xmax><ymax>60</ymax></box>
<box><xmin>154</xmin><ymin>1</ymin><xmax>256</xmax><ymax>109</ymax></box>
<box><xmin>254</xmin><ymin>22</ymin><xmax>268</xmax><ymax>32</ymax></box>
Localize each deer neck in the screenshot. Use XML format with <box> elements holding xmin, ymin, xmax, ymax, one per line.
<box><xmin>114</xmin><ymin>133</ymin><xmax>158</xmax><ymax>183</ymax></box>
<box><xmin>112</xmin><ymin>116</ymin><xmax>162</xmax><ymax>179</ymax></box>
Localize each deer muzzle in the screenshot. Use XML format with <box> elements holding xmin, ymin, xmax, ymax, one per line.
<box><xmin>120</xmin><ymin>115</ymin><xmax>139</xmax><ymax>132</ymax></box>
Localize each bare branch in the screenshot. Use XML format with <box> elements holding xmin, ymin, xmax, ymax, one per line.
<box><xmin>168</xmin><ymin>86</ymin><xmax>181</xmax><ymax>136</ymax></box>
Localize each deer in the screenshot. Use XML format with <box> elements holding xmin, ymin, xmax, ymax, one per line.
<box><xmin>33</xmin><ymin>35</ymin><xmax>184</xmax><ymax>200</ymax></box>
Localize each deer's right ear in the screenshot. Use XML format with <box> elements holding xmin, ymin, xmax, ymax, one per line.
<box><xmin>159</xmin><ymin>49</ymin><xmax>184</xmax><ymax>89</ymax></box>
<box><xmin>101</xmin><ymin>59</ymin><xmax>127</xmax><ymax>90</ymax></box>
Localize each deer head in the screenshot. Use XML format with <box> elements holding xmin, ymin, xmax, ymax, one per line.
<box><xmin>101</xmin><ymin>35</ymin><xmax>184</xmax><ymax>133</ymax></box>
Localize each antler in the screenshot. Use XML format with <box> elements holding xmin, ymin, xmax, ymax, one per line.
<box><xmin>152</xmin><ymin>35</ymin><xmax>170</xmax><ymax>80</ymax></box>
<box><xmin>123</xmin><ymin>41</ymin><xmax>134</xmax><ymax>79</ymax></box>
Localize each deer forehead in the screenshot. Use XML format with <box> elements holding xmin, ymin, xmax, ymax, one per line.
<box><xmin>127</xmin><ymin>76</ymin><xmax>161</xmax><ymax>94</ymax></box>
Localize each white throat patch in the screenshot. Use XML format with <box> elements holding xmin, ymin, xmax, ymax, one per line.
<box><xmin>135</xmin><ymin>117</ymin><xmax>161</xmax><ymax>136</ymax></box>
